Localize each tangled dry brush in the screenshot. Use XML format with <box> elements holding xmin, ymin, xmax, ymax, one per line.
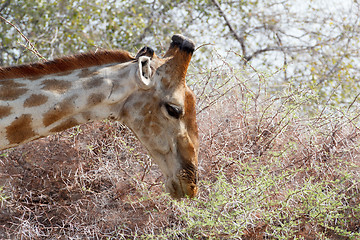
<box><xmin>1</xmin><ymin>53</ymin><xmax>360</xmax><ymax>239</ymax></box>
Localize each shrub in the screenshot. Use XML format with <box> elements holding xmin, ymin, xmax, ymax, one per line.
<box><xmin>1</xmin><ymin>50</ymin><xmax>360</xmax><ymax>239</ymax></box>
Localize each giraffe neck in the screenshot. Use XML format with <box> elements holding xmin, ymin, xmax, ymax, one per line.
<box><xmin>0</xmin><ymin>61</ymin><xmax>139</xmax><ymax>150</ymax></box>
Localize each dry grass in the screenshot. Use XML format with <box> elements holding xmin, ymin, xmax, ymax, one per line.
<box><xmin>1</xmin><ymin>52</ymin><xmax>360</xmax><ymax>239</ymax></box>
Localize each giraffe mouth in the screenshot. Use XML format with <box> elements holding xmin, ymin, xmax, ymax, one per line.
<box><xmin>166</xmin><ymin>178</ymin><xmax>184</xmax><ymax>199</ymax></box>
<box><xmin>165</xmin><ymin>173</ymin><xmax>198</xmax><ymax>199</ymax></box>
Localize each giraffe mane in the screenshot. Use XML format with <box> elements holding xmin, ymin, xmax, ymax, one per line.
<box><xmin>0</xmin><ymin>50</ymin><xmax>135</xmax><ymax>80</ymax></box>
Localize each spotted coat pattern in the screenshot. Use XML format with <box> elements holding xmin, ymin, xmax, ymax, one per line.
<box><xmin>0</xmin><ymin>35</ymin><xmax>199</xmax><ymax>198</ymax></box>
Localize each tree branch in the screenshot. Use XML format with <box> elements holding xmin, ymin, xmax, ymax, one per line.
<box><xmin>0</xmin><ymin>14</ymin><xmax>46</xmax><ymax>61</ymax></box>
<box><xmin>210</xmin><ymin>0</ymin><xmax>325</xmax><ymax>67</ymax></box>
<box><xmin>245</xmin><ymin>45</ymin><xmax>318</xmax><ymax>62</ymax></box>
<box><xmin>211</xmin><ymin>0</ymin><xmax>247</xmax><ymax>58</ymax></box>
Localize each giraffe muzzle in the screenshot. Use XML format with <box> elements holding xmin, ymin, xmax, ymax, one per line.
<box><xmin>166</xmin><ymin>176</ymin><xmax>198</xmax><ymax>199</ymax></box>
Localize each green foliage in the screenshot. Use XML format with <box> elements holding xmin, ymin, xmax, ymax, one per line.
<box><xmin>0</xmin><ymin>0</ymin><xmax>191</xmax><ymax>64</ymax></box>
<box><xmin>0</xmin><ymin>186</ymin><xmax>9</xmax><ymax>204</ymax></box>
<box><xmin>1</xmin><ymin>0</ymin><xmax>359</xmax><ymax>107</ymax></box>
<box><xmin>157</xmin><ymin>161</ymin><xmax>360</xmax><ymax>239</ymax></box>
<box><xmin>153</xmin><ymin>54</ymin><xmax>360</xmax><ymax>238</ymax></box>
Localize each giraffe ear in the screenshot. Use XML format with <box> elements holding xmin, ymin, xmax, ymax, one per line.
<box><xmin>136</xmin><ymin>46</ymin><xmax>154</xmax><ymax>59</ymax></box>
<box><xmin>136</xmin><ymin>56</ymin><xmax>153</xmax><ymax>89</ymax></box>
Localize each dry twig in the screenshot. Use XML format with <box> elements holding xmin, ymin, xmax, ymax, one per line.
<box><xmin>0</xmin><ymin>14</ymin><xmax>46</xmax><ymax>61</ymax></box>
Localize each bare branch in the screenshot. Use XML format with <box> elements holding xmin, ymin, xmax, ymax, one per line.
<box><xmin>210</xmin><ymin>0</ymin><xmax>247</xmax><ymax>58</ymax></box>
<box><xmin>245</xmin><ymin>44</ymin><xmax>318</xmax><ymax>62</ymax></box>
<box><xmin>195</xmin><ymin>43</ymin><xmax>214</xmax><ymax>52</ymax></box>
<box><xmin>0</xmin><ymin>14</ymin><xmax>46</xmax><ymax>61</ymax></box>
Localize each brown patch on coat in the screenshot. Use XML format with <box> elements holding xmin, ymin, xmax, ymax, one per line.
<box><xmin>117</xmin><ymin>69</ymin><xmax>130</xmax><ymax>80</ymax></box>
<box><xmin>41</xmin><ymin>79</ymin><xmax>72</xmax><ymax>94</ymax></box>
<box><xmin>0</xmin><ymin>50</ymin><xmax>135</xmax><ymax>80</ymax></box>
<box><xmin>50</xmin><ymin>118</ymin><xmax>79</xmax><ymax>133</ymax></box>
<box><xmin>43</xmin><ymin>95</ymin><xmax>78</xmax><ymax>127</ymax></box>
<box><xmin>24</xmin><ymin>94</ymin><xmax>49</xmax><ymax>107</ymax></box>
<box><xmin>140</xmin><ymin>103</ymin><xmax>151</xmax><ymax>116</ymax></box>
<box><xmin>150</xmin><ymin>123</ymin><xmax>162</xmax><ymax>136</ymax></box>
<box><xmin>0</xmin><ymin>79</ymin><xmax>28</xmax><ymax>101</ymax></box>
<box><xmin>161</xmin><ymin>77</ymin><xmax>171</xmax><ymax>89</ymax></box>
<box><xmin>0</xmin><ymin>79</ymin><xmax>26</xmax><ymax>88</ymax></box>
<box><xmin>176</xmin><ymin>88</ymin><xmax>199</xmax><ymax>183</ymax></box>
<box><xmin>87</xmin><ymin>93</ymin><xmax>106</xmax><ymax>107</ymax></box>
<box><xmin>0</xmin><ymin>87</ymin><xmax>28</xmax><ymax>101</ymax></box>
<box><xmin>0</xmin><ymin>106</ymin><xmax>12</xmax><ymax>118</ymax></box>
<box><xmin>56</xmin><ymin>71</ymin><xmax>72</xmax><ymax>77</ymax></box>
<box><xmin>83</xmin><ymin>76</ymin><xmax>104</xmax><ymax>89</ymax></box>
<box><xmin>143</xmin><ymin>113</ymin><xmax>160</xmax><ymax>136</ymax></box>
<box><xmin>6</xmin><ymin>114</ymin><xmax>36</xmax><ymax>144</ymax></box>
<box><xmin>104</xmin><ymin>69</ymin><xmax>131</xmax><ymax>94</ymax></box>
<box><xmin>110</xmin><ymin>68</ymin><xmax>128</xmax><ymax>90</ymax></box>
<box><xmin>27</xmin><ymin>75</ymin><xmax>43</xmax><ymax>81</ymax></box>
<box><xmin>183</xmin><ymin>88</ymin><xmax>199</xmax><ymax>150</ymax></box>
<box><xmin>82</xmin><ymin>111</ymin><xmax>92</xmax><ymax>122</ymax></box>
<box><xmin>141</xmin><ymin>121</ymin><xmax>149</xmax><ymax>136</ymax></box>
<box><xmin>177</xmin><ymin>134</ymin><xmax>196</xmax><ymax>166</ymax></box>
<box><xmin>120</xmin><ymin>108</ymin><xmax>129</xmax><ymax>119</ymax></box>
<box><xmin>78</xmin><ymin>68</ymin><xmax>99</xmax><ymax>78</ymax></box>
<box><xmin>133</xmin><ymin>101</ymin><xmax>143</xmax><ymax>110</ymax></box>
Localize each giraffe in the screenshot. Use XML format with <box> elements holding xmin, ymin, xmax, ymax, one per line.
<box><xmin>0</xmin><ymin>34</ymin><xmax>199</xmax><ymax>199</ymax></box>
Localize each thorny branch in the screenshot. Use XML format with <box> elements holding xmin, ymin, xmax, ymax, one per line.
<box><xmin>0</xmin><ymin>14</ymin><xmax>46</xmax><ymax>61</ymax></box>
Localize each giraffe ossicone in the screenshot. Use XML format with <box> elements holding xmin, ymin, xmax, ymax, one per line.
<box><xmin>0</xmin><ymin>34</ymin><xmax>199</xmax><ymax>199</ymax></box>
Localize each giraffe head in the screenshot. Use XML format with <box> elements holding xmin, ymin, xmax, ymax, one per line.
<box><xmin>121</xmin><ymin>35</ymin><xmax>199</xmax><ymax>199</ymax></box>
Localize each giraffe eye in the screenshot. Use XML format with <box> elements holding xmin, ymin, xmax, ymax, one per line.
<box><xmin>164</xmin><ymin>103</ymin><xmax>183</xmax><ymax>119</ymax></box>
